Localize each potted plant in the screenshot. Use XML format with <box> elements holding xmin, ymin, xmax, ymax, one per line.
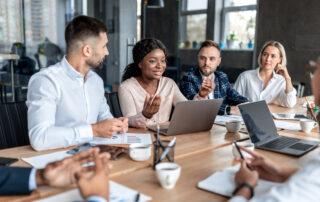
<box><xmin>247</xmin><ymin>35</ymin><xmax>253</xmax><ymax>49</ymax></box>
<box><xmin>226</xmin><ymin>32</ymin><xmax>237</xmax><ymax>49</ymax></box>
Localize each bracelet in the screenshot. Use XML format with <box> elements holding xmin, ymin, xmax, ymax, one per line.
<box><xmin>232</xmin><ymin>182</ymin><xmax>254</xmax><ymax>198</ymax></box>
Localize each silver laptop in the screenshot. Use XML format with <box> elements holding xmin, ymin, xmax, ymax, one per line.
<box><xmin>148</xmin><ymin>99</ymin><xmax>223</xmax><ymax>136</ymax></box>
<box><xmin>239</xmin><ymin>101</ymin><xmax>319</xmax><ymax>156</ymax></box>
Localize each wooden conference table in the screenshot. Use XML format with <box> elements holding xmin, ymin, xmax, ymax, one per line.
<box><xmin>0</xmin><ymin>98</ymin><xmax>319</xmax><ymax>201</ymax></box>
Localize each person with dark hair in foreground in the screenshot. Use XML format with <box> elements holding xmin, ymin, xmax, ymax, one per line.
<box><xmin>27</xmin><ymin>15</ymin><xmax>128</xmax><ymax>151</ymax></box>
<box><xmin>180</xmin><ymin>40</ymin><xmax>248</xmax><ymax>115</ymax></box>
<box><xmin>0</xmin><ymin>148</ymin><xmax>110</xmax><ymax>202</ymax></box>
<box><xmin>229</xmin><ymin>67</ymin><xmax>320</xmax><ymax>202</ymax></box>
<box><xmin>118</xmin><ymin>38</ymin><xmax>203</xmax><ymax>128</ymax></box>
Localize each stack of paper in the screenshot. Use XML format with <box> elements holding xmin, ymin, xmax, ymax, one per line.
<box><xmin>22</xmin><ymin>133</ymin><xmax>152</xmax><ymax>168</ymax></box>
<box><xmin>274</xmin><ymin>120</ymin><xmax>301</xmax><ymax>131</ymax></box>
<box><xmin>22</xmin><ymin>151</ymin><xmax>71</xmax><ymax>168</ymax></box>
<box><xmin>198</xmin><ymin>165</ymin><xmax>281</xmax><ymax>197</ymax></box>
<box><xmin>35</xmin><ymin>181</ymin><xmax>151</xmax><ymax>202</ymax></box>
<box><xmin>90</xmin><ymin>133</ymin><xmax>152</xmax><ymax>145</ymax></box>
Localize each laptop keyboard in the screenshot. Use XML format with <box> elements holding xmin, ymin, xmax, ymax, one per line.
<box><xmin>289</xmin><ymin>143</ymin><xmax>314</xmax><ymax>151</ymax></box>
<box><xmin>160</xmin><ymin>128</ymin><xmax>168</xmax><ymax>134</ymax></box>
<box><xmin>260</xmin><ymin>136</ymin><xmax>299</xmax><ymax>150</ymax></box>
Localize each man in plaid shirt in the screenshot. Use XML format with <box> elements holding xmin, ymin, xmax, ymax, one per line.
<box><xmin>180</xmin><ymin>40</ymin><xmax>248</xmax><ymax>115</ymax></box>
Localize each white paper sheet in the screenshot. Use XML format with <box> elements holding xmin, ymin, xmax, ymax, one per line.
<box><xmin>22</xmin><ymin>151</ymin><xmax>72</xmax><ymax>168</ymax></box>
<box><xmin>35</xmin><ymin>180</ymin><xmax>152</xmax><ymax>202</ymax></box>
<box><xmin>90</xmin><ymin>133</ymin><xmax>152</xmax><ymax>145</ymax></box>
<box><xmin>274</xmin><ymin>120</ymin><xmax>301</xmax><ymax>131</ymax></box>
<box><xmin>197</xmin><ymin>165</ymin><xmax>281</xmax><ymax>197</ymax></box>
<box><xmin>272</xmin><ymin>113</ymin><xmax>308</xmax><ymax>120</ymax></box>
<box><xmin>214</xmin><ymin>115</ymin><xmax>244</xmax><ymax>126</ymax></box>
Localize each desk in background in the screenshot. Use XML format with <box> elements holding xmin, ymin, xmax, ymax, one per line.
<box><xmin>0</xmin><ymin>72</ymin><xmax>30</xmax><ymax>103</ymax></box>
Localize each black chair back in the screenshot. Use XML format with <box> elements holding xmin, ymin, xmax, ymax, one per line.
<box><xmin>105</xmin><ymin>92</ymin><xmax>123</xmax><ymax>118</ymax></box>
<box><xmin>0</xmin><ymin>102</ymin><xmax>29</xmax><ymax>149</ymax></box>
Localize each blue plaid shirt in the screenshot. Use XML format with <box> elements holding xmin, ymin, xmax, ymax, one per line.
<box><xmin>180</xmin><ymin>67</ymin><xmax>249</xmax><ymax>115</ymax></box>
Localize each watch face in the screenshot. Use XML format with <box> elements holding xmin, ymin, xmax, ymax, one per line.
<box><xmin>226</xmin><ymin>106</ymin><xmax>231</xmax><ymax>115</ymax></box>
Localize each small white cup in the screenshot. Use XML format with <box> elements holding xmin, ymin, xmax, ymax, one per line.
<box><xmin>226</xmin><ymin>120</ymin><xmax>242</xmax><ymax>133</ymax></box>
<box><xmin>155</xmin><ymin>162</ymin><xmax>181</xmax><ymax>189</ymax></box>
<box><xmin>129</xmin><ymin>143</ymin><xmax>151</xmax><ymax>161</ymax></box>
<box><xmin>232</xmin><ymin>142</ymin><xmax>254</xmax><ymax>158</ymax></box>
<box><xmin>300</xmin><ymin>119</ymin><xmax>317</xmax><ymax>133</ymax></box>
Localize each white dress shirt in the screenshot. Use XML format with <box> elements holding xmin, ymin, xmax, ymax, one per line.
<box><xmin>27</xmin><ymin>57</ymin><xmax>113</xmax><ymax>151</ymax></box>
<box><xmin>234</xmin><ymin>68</ymin><xmax>297</xmax><ymax>108</ymax></box>
<box><xmin>229</xmin><ymin>155</ymin><xmax>320</xmax><ymax>202</ymax></box>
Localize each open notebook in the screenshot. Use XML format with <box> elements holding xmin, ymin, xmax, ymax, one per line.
<box><xmin>35</xmin><ymin>181</ymin><xmax>151</xmax><ymax>202</ymax></box>
<box><xmin>197</xmin><ymin>165</ymin><xmax>281</xmax><ymax>197</ymax></box>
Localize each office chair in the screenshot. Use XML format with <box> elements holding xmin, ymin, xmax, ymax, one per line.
<box><xmin>292</xmin><ymin>81</ymin><xmax>305</xmax><ymax>98</ymax></box>
<box><xmin>105</xmin><ymin>92</ymin><xmax>123</xmax><ymax>118</ymax></box>
<box><xmin>0</xmin><ymin>102</ymin><xmax>29</xmax><ymax>149</ymax></box>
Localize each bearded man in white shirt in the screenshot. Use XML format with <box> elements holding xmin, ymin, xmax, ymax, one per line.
<box><xmin>27</xmin><ymin>16</ymin><xmax>128</xmax><ymax>151</ymax></box>
<box><xmin>229</xmin><ymin>68</ymin><xmax>320</xmax><ymax>202</ymax></box>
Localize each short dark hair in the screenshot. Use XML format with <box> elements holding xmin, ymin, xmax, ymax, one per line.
<box><xmin>198</xmin><ymin>40</ymin><xmax>220</xmax><ymax>54</ymax></box>
<box><xmin>65</xmin><ymin>15</ymin><xmax>107</xmax><ymax>53</ymax></box>
<box><xmin>122</xmin><ymin>38</ymin><xmax>167</xmax><ymax>82</ymax></box>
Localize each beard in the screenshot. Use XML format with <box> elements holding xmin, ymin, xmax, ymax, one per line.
<box><xmin>199</xmin><ymin>65</ymin><xmax>216</xmax><ymax>76</ymax></box>
<box><xmin>86</xmin><ymin>56</ymin><xmax>105</xmax><ymax>69</ymax></box>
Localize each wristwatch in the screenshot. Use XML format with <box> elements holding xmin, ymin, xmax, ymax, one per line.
<box><xmin>226</xmin><ymin>106</ymin><xmax>231</xmax><ymax>115</ymax></box>
<box><xmin>232</xmin><ymin>182</ymin><xmax>254</xmax><ymax>198</ymax></box>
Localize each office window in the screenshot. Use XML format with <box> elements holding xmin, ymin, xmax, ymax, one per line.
<box><xmin>0</xmin><ymin>0</ymin><xmax>22</xmax><ymax>53</ymax></box>
<box><xmin>224</xmin><ymin>0</ymin><xmax>256</xmax><ymax>7</ymax></box>
<box><xmin>221</xmin><ymin>0</ymin><xmax>257</xmax><ymax>49</ymax></box>
<box><xmin>180</xmin><ymin>0</ymin><xmax>208</xmax><ymax>49</ymax></box>
<box><xmin>185</xmin><ymin>0</ymin><xmax>207</xmax><ymax>11</ymax></box>
<box><xmin>0</xmin><ymin>0</ymin><xmax>61</xmax><ymax>70</ymax></box>
<box><xmin>24</xmin><ymin>0</ymin><xmax>57</xmax><ymax>55</ymax></box>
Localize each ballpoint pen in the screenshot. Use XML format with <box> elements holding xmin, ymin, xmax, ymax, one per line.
<box><xmin>160</xmin><ymin>137</ymin><xmax>176</xmax><ymax>161</ymax></box>
<box><xmin>233</xmin><ymin>141</ymin><xmax>252</xmax><ymax>170</ymax></box>
<box><xmin>135</xmin><ymin>192</ymin><xmax>140</xmax><ymax>202</ymax></box>
<box><xmin>156</xmin><ymin>124</ymin><xmax>160</xmax><ymax>145</ymax></box>
<box><xmin>305</xmin><ymin>97</ymin><xmax>317</xmax><ymax>121</ymax></box>
<box><xmin>149</xmin><ymin>94</ymin><xmax>157</xmax><ymax>106</ymax></box>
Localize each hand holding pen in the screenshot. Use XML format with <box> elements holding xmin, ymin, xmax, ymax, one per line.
<box><xmin>233</xmin><ymin>141</ymin><xmax>252</xmax><ymax>170</ymax></box>
<box><xmin>235</xmin><ymin>145</ymin><xmax>293</xmax><ymax>183</ymax></box>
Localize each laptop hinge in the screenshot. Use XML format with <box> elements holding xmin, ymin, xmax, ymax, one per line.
<box><xmin>255</xmin><ymin>135</ymin><xmax>279</xmax><ymax>146</ymax></box>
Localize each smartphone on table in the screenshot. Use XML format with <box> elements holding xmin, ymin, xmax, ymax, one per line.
<box><xmin>0</xmin><ymin>157</ymin><xmax>18</xmax><ymax>166</ymax></box>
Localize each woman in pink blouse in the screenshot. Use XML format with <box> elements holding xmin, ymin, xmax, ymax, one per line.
<box><xmin>118</xmin><ymin>38</ymin><xmax>190</xmax><ymax>128</ymax></box>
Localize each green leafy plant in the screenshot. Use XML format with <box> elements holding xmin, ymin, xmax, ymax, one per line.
<box><xmin>247</xmin><ymin>34</ymin><xmax>253</xmax><ymax>43</ymax></box>
<box><xmin>227</xmin><ymin>32</ymin><xmax>237</xmax><ymax>41</ymax></box>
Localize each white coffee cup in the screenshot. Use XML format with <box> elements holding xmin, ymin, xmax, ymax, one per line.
<box><xmin>232</xmin><ymin>141</ymin><xmax>254</xmax><ymax>158</ymax></box>
<box><xmin>155</xmin><ymin>162</ymin><xmax>181</xmax><ymax>189</ymax></box>
<box><xmin>300</xmin><ymin>119</ymin><xmax>317</xmax><ymax>133</ymax></box>
<box><xmin>226</xmin><ymin>120</ymin><xmax>242</xmax><ymax>133</ymax></box>
<box><xmin>129</xmin><ymin>143</ymin><xmax>151</xmax><ymax>161</ymax></box>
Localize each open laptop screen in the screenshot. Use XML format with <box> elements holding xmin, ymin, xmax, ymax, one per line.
<box><xmin>238</xmin><ymin>101</ymin><xmax>278</xmax><ymax>144</ymax></box>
